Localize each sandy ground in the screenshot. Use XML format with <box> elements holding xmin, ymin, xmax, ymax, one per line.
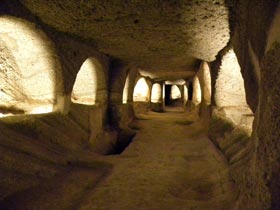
<box><xmin>79</xmin><ymin>109</ymin><xmax>237</xmax><ymax>210</ymax></box>
<box><xmin>0</xmin><ymin>109</ymin><xmax>237</xmax><ymax>210</ymax></box>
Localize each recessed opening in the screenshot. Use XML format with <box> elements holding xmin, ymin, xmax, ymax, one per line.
<box><xmin>72</xmin><ymin>58</ymin><xmax>97</xmax><ymax>105</ymax></box>
<box><xmin>151</xmin><ymin>83</ymin><xmax>162</xmax><ymax>103</ymax></box>
<box><xmin>0</xmin><ymin>16</ymin><xmax>62</xmax><ymax>117</ymax></box>
<box><xmin>164</xmin><ymin>84</ymin><xmax>183</xmax><ymax>107</ymax></box>
<box><xmin>71</xmin><ymin>57</ymin><xmax>106</xmax><ymax>105</ymax></box>
<box><xmin>214</xmin><ymin>49</ymin><xmax>253</xmax><ymax>128</ymax></box>
<box><xmin>215</xmin><ymin>49</ymin><xmax>247</xmax><ymax>107</ymax></box>
<box><xmin>133</xmin><ymin>77</ymin><xmax>149</xmax><ymax>102</ymax></box>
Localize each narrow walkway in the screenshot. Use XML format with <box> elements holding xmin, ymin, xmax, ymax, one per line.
<box><xmin>79</xmin><ymin>111</ymin><xmax>237</xmax><ymax>210</ymax></box>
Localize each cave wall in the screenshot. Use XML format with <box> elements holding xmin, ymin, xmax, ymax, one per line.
<box><xmin>0</xmin><ymin>0</ymin><xmax>111</xmax><ymax>131</ymax></box>
<box><xmin>209</xmin><ymin>1</ymin><xmax>280</xmax><ymax>209</ymax></box>
<box><xmin>0</xmin><ymin>1</ymin><xmax>122</xmax><ymax>201</ymax></box>
<box><xmin>0</xmin><ymin>16</ymin><xmax>64</xmax><ymax>114</ymax></box>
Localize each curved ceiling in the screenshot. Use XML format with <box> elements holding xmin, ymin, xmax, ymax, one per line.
<box><xmin>21</xmin><ymin>0</ymin><xmax>230</xmax><ymax>80</ymax></box>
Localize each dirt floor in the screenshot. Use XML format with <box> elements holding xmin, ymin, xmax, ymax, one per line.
<box><xmin>0</xmin><ymin>109</ymin><xmax>237</xmax><ymax>210</ymax></box>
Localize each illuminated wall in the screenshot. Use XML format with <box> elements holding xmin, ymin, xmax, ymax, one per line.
<box><xmin>200</xmin><ymin>61</ymin><xmax>211</xmax><ymax>105</ymax></box>
<box><xmin>215</xmin><ymin>49</ymin><xmax>247</xmax><ymax>107</ymax></box>
<box><xmin>133</xmin><ymin>77</ymin><xmax>149</xmax><ymax>102</ymax></box>
<box><xmin>151</xmin><ymin>83</ymin><xmax>162</xmax><ymax>103</ymax></box>
<box><xmin>170</xmin><ymin>85</ymin><xmax>181</xmax><ymax>99</ymax></box>
<box><xmin>192</xmin><ymin>76</ymin><xmax>202</xmax><ymax>105</ymax></box>
<box><xmin>183</xmin><ymin>85</ymin><xmax>188</xmax><ymax>102</ymax></box>
<box><xmin>72</xmin><ymin>57</ymin><xmax>106</xmax><ymax>105</ymax></box>
<box><xmin>0</xmin><ymin>16</ymin><xmax>63</xmax><ymax>116</ymax></box>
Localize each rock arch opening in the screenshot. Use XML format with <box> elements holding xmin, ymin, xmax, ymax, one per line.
<box><xmin>133</xmin><ymin>77</ymin><xmax>149</xmax><ymax>102</ymax></box>
<box><xmin>0</xmin><ymin>16</ymin><xmax>63</xmax><ymax>117</ymax></box>
<box><xmin>214</xmin><ymin>49</ymin><xmax>253</xmax><ymax>127</ymax></box>
<box><xmin>71</xmin><ymin>57</ymin><xmax>106</xmax><ymax>105</ymax></box>
<box><xmin>215</xmin><ymin>49</ymin><xmax>247</xmax><ymax>108</ymax></box>
<box><xmin>151</xmin><ymin>83</ymin><xmax>162</xmax><ymax>103</ymax></box>
<box><xmin>164</xmin><ymin>84</ymin><xmax>183</xmax><ymax>108</ymax></box>
<box><xmin>171</xmin><ymin>85</ymin><xmax>182</xmax><ymax>100</ymax></box>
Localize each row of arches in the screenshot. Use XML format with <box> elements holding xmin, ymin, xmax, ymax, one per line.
<box><xmin>0</xmin><ymin>16</ymin><xmax>107</xmax><ymax>117</ymax></box>
<box><xmin>124</xmin><ymin>68</ymin><xmax>207</xmax><ymax>112</ymax></box>
<box><xmin>128</xmin><ymin>78</ymin><xmax>184</xmax><ymax>104</ymax></box>
<box><xmin>0</xmin><ymin>15</ymin><xmax>250</xmax><ymax>124</ymax></box>
<box><xmin>120</xmin><ymin>47</ymin><xmax>250</xmax><ymax>123</ymax></box>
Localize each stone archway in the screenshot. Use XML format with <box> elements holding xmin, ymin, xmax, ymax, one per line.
<box><xmin>133</xmin><ymin>77</ymin><xmax>150</xmax><ymax>102</ymax></box>
<box><xmin>71</xmin><ymin>57</ymin><xmax>107</xmax><ymax>105</ymax></box>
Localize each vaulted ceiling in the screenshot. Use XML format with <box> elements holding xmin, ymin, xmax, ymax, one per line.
<box><xmin>21</xmin><ymin>0</ymin><xmax>230</xmax><ymax>80</ymax></box>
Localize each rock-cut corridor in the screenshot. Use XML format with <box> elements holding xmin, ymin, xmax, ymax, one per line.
<box><xmin>0</xmin><ymin>1</ymin><xmax>280</xmax><ymax>209</ymax></box>
<box><xmin>1</xmin><ymin>110</ymin><xmax>237</xmax><ymax>210</ymax></box>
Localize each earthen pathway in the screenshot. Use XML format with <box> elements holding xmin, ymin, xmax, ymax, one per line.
<box><xmin>1</xmin><ymin>110</ymin><xmax>237</xmax><ymax>210</ymax></box>
<box><xmin>78</xmin><ymin>110</ymin><xmax>237</xmax><ymax>210</ymax></box>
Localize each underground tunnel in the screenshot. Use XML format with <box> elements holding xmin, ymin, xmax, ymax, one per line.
<box><xmin>0</xmin><ymin>0</ymin><xmax>280</xmax><ymax>210</ymax></box>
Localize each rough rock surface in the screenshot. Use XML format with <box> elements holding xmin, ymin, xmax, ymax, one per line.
<box><xmin>258</xmin><ymin>43</ymin><xmax>280</xmax><ymax>210</ymax></box>
<box><xmin>0</xmin><ymin>110</ymin><xmax>237</xmax><ymax>210</ymax></box>
<box><xmin>20</xmin><ymin>0</ymin><xmax>230</xmax><ymax>79</ymax></box>
<box><xmin>228</xmin><ymin>0</ymin><xmax>280</xmax><ymax>209</ymax></box>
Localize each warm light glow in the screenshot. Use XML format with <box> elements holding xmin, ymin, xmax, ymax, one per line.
<box><xmin>162</xmin><ymin>83</ymin><xmax>165</xmax><ymax>101</ymax></box>
<box><xmin>192</xmin><ymin>76</ymin><xmax>202</xmax><ymax>105</ymax></box>
<box><xmin>184</xmin><ymin>85</ymin><xmax>188</xmax><ymax>101</ymax></box>
<box><xmin>215</xmin><ymin>49</ymin><xmax>247</xmax><ymax>107</ymax></box>
<box><xmin>214</xmin><ymin>49</ymin><xmax>253</xmax><ymax>129</ymax></box>
<box><xmin>0</xmin><ymin>113</ymin><xmax>12</xmax><ymax>118</ymax></box>
<box><xmin>165</xmin><ymin>79</ymin><xmax>185</xmax><ymax>85</ymax></box>
<box><xmin>151</xmin><ymin>83</ymin><xmax>162</xmax><ymax>103</ymax></box>
<box><xmin>170</xmin><ymin>85</ymin><xmax>181</xmax><ymax>99</ymax></box>
<box><xmin>201</xmin><ymin>62</ymin><xmax>211</xmax><ymax>105</ymax></box>
<box><xmin>133</xmin><ymin>78</ymin><xmax>149</xmax><ymax>102</ymax></box>
<box><xmin>0</xmin><ymin>16</ymin><xmax>63</xmax><ymax>115</ymax></box>
<box><xmin>122</xmin><ymin>75</ymin><xmax>130</xmax><ymax>104</ymax></box>
<box><xmin>29</xmin><ymin>105</ymin><xmax>53</xmax><ymax>114</ymax></box>
<box><xmin>72</xmin><ymin>58</ymin><xmax>98</xmax><ymax>105</ymax></box>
